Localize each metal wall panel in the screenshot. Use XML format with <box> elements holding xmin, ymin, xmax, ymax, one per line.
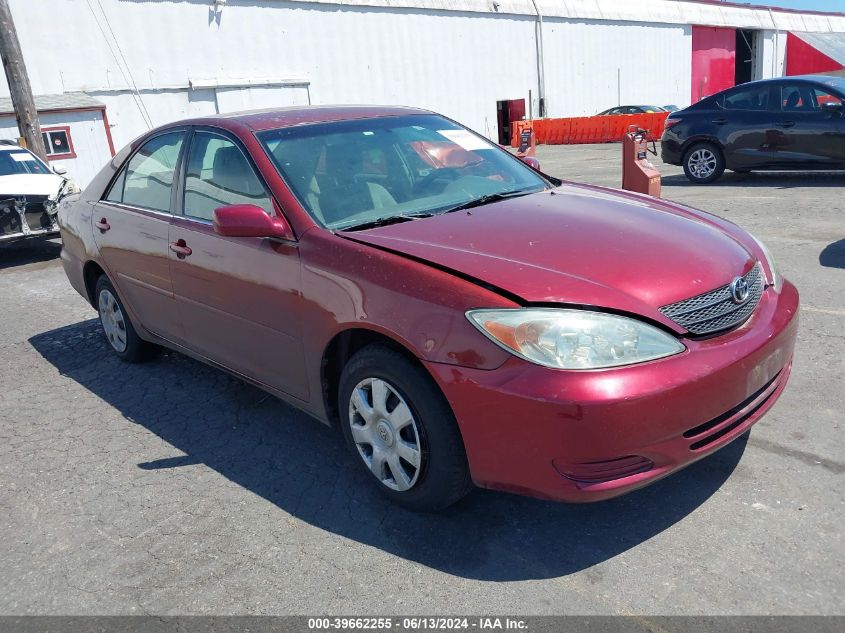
<box><xmin>0</xmin><ymin>0</ymin><xmax>834</xmax><ymax>163</ymax></box>
<box><xmin>3</xmin><ymin>0</ymin><xmax>541</xmax><ymax>143</ymax></box>
<box><xmin>542</xmin><ymin>19</ymin><xmax>692</xmax><ymax>115</ymax></box>
<box><xmin>215</xmin><ymin>86</ymin><xmax>310</xmax><ymax>111</ymax></box>
<box><xmin>756</xmin><ymin>30</ymin><xmax>788</xmax><ymax>81</ymax></box>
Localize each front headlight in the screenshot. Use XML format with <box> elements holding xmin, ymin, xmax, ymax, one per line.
<box><xmin>751</xmin><ymin>234</ymin><xmax>782</xmax><ymax>293</ymax></box>
<box><xmin>466</xmin><ymin>308</ymin><xmax>685</xmax><ymax>370</ymax></box>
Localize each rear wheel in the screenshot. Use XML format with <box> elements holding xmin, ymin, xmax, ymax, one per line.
<box><xmin>95</xmin><ymin>275</ymin><xmax>157</xmax><ymax>363</ymax></box>
<box><xmin>682</xmin><ymin>142</ymin><xmax>725</xmax><ymax>184</ymax></box>
<box><xmin>338</xmin><ymin>345</ymin><xmax>472</xmax><ymax>511</ymax></box>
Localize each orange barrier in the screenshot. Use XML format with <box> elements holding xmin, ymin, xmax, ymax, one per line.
<box><xmin>516</xmin><ymin>112</ymin><xmax>669</xmax><ymax>145</ymax></box>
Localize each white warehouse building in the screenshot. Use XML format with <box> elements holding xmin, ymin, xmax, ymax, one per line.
<box><xmin>1</xmin><ymin>0</ymin><xmax>844</xmax><ymax>185</ymax></box>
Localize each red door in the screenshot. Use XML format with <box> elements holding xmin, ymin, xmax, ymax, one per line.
<box><xmin>692</xmin><ymin>26</ymin><xmax>736</xmax><ymax>103</ymax></box>
<box><xmin>507</xmin><ymin>99</ymin><xmax>526</xmax><ymax>125</ymax></box>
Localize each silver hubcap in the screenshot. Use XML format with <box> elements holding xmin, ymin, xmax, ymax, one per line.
<box><xmin>688</xmin><ymin>148</ymin><xmax>717</xmax><ymax>179</ymax></box>
<box><xmin>98</xmin><ymin>289</ymin><xmax>128</xmax><ymax>353</ymax></box>
<box><xmin>348</xmin><ymin>377</ymin><xmax>422</xmax><ymax>492</ymax></box>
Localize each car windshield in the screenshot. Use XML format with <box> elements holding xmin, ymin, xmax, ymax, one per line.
<box><xmin>258</xmin><ymin>114</ymin><xmax>548</xmax><ymax>230</ymax></box>
<box><xmin>0</xmin><ymin>150</ymin><xmax>51</xmax><ymax>176</ymax></box>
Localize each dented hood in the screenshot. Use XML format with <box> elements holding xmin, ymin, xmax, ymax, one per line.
<box><xmin>340</xmin><ymin>184</ymin><xmax>756</xmax><ymax>331</ymax></box>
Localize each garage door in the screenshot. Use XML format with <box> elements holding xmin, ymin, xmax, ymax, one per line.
<box><xmin>692</xmin><ymin>26</ymin><xmax>736</xmax><ymax>103</ymax></box>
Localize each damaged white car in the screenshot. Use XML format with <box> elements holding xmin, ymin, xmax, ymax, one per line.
<box><xmin>0</xmin><ymin>141</ymin><xmax>79</xmax><ymax>243</ymax></box>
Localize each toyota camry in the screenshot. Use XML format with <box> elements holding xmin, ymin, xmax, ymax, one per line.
<box><xmin>58</xmin><ymin>106</ymin><xmax>799</xmax><ymax>510</ymax></box>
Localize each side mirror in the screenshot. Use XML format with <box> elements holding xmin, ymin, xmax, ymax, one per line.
<box><xmin>823</xmin><ymin>102</ymin><xmax>843</xmax><ymax>116</ymax></box>
<box><xmin>520</xmin><ymin>155</ymin><xmax>541</xmax><ymax>170</ymax></box>
<box><xmin>213</xmin><ymin>204</ymin><xmax>294</xmax><ymax>240</ymax></box>
<box><xmin>53</xmin><ymin>164</ymin><xmax>68</xmax><ymax>175</ymax></box>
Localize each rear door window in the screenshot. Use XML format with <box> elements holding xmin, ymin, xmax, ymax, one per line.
<box><xmin>105</xmin><ymin>132</ymin><xmax>184</xmax><ymax>213</ymax></box>
<box><xmin>723</xmin><ymin>86</ymin><xmax>771</xmax><ymax>111</ymax></box>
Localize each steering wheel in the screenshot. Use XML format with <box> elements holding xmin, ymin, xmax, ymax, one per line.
<box><xmin>413</xmin><ymin>168</ymin><xmax>461</xmax><ymax>195</ymax></box>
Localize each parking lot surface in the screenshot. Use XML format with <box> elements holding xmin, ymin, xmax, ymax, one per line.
<box><xmin>1</xmin><ymin>144</ymin><xmax>842</xmax><ymax>615</ymax></box>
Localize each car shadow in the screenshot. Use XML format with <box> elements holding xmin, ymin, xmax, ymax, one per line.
<box><xmin>661</xmin><ymin>171</ymin><xmax>845</xmax><ymax>188</ymax></box>
<box><xmin>820</xmin><ymin>239</ymin><xmax>845</xmax><ymax>269</ymax></box>
<box><xmin>0</xmin><ymin>238</ymin><xmax>61</xmax><ymax>270</ymax></box>
<box><xmin>29</xmin><ymin>318</ymin><xmax>749</xmax><ymax>581</ymax></box>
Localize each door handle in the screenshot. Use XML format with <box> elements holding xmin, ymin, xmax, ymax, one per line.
<box><xmin>712</xmin><ymin>118</ymin><xmax>728</xmax><ymax>125</ymax></box>
<box><xmin>169</xmin><ymin>239</ymin><xmax>192</xmax><ymax>258</ymax></box>
<box><xmin>777</xmin><ymin>121</ymin><xmax>796</xmax><ymax>128</ymax></box>
<box><xmin>95</xmin><ymin>218</ymin><xmax>110</xmax><ymax>232</ymax></box>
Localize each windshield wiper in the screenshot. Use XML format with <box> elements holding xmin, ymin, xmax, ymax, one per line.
<box><xmin>337</xmin><ymin>212</ymin><xmax>435</xmax><ymax>232</ymax></box>
<box><xmin>440</xmin><ymin>188</ymin><xmax>537</xmax><ymax>214</ymax></box>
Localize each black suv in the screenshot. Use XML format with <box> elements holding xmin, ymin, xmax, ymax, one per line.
<box><xmin>661</xmin><ymin>75</ymin><xmax>845</xmax><ymax>184</ymax></box>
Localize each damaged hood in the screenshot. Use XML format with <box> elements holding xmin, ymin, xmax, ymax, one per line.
<box><xmin>340</xmin><ymin>184</ymin><xmax>756</xmax><ymax>331</ymax></box>
<box><xmin>0</xmin><ymin>173</ymin><xmax>64</xmax><ymax>197</ymax></box>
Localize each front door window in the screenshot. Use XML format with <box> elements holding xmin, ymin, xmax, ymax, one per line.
<box><xmin>182</xmin><ymin>132</ymin><xmax>273</xmax><ymax>221</ymax></box>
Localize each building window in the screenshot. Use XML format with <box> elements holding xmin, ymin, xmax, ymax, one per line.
<box><xmin>41</xmin><ymin>126</ymin><xmax>76</xmax><ymax>159</ymax></box>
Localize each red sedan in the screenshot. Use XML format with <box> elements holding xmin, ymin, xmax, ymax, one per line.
<box><xmin>58</xmin><ymin>106</ymin><xmax>799</xmax><ymax>510</ymax></box>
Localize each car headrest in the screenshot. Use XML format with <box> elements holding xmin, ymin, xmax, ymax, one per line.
<box><xmin>212</xmin><ymin>145</ymin><xmax>262</xmax><ymax>196</ymax></box>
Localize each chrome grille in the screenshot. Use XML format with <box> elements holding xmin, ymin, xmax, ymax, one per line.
<box><xmin>659</xmin><ymin>263</ymin><xmax>765</xmax><ymax>335</ymax></box>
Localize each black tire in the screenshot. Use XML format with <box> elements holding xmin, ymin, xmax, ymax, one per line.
<box><xmin>94</xmin><ymin>275</ymin><xmax>157</xmax><ymax>363</ymax></box>
<box><xmin>682</xmin><ymin>142</ymin><xmax>725</xmax><ymax>184</ymax></box>
<box><xmin>338</xmin><ymin>345</ymin><xmax>472</xmax><ymax>511</ymax></box>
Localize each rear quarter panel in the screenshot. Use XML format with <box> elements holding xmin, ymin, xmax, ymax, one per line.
<box><xmin>58</xmin><ymin>145</ymin><xmax>131</xmax><ymax>305</ymax></box>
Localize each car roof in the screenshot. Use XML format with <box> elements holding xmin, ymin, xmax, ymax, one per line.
<box><xmin>727</xmin><ymin>75</ymin><xmax>842</xmax><ymax>88</ymax></box>
<box><xmin>176</xmin><ymin>105</ymin><xmax>433</xmax><ymax>132</ymax></box>
<box><xmin>0</xmin><ymin>143</ymin><xmax>30</xmax><ymax>152</ymax></box>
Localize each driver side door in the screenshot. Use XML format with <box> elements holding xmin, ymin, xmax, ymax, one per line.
<box><xmin>169</xmin><ymin>128</ymin><xmax>309</xmax><ymax>400</ymax></box>
<box><xmin>768</xmin><ymin>83</ymin><xmax>845</xmax><ymax>166</ymax></box>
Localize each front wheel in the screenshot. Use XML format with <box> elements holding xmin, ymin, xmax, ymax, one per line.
<box><xmin>338</xmin><ymin>346</ymin><xmax>472</xmax><ymax>511</ymax></box>
<box><xmin>682</xmin><ymin>142</ymin><xmax>725</xmax><ymax>184</ymax></box>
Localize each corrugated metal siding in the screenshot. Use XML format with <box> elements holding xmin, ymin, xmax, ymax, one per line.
<box><xmin>0</xmin><ymin>0</ymin><xmax>824</xmax><ymax>159</ymax></box>
<box><xmin>262</xmin><ymin>0</ymin><xmax>845</xmax><ymax>31</ymax></box>
<box><xmin>3</xmin><ymin>0</ymin><xmax>542</xmax><ymax>144</ymax></box>
<box><xmin>542</xmin><ymin>19</ymin><xmax>692</xmax><ymax>116</ymax></box>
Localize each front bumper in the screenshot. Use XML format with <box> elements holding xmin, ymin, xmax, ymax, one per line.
<box><xmin>426</xmin><ymin>281</ymin><xmax>799</xmax><ymax>502</ymax></box>
<box><xmin>0</xmin><ymin>196</ymin><xmax>58</xmax><ymax>243</ymax></box>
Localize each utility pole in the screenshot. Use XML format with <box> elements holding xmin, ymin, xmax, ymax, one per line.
<box><xmin>0</xmin><ymin>0</ymin><xmax>47</xmax><ymax>161</ymax></box>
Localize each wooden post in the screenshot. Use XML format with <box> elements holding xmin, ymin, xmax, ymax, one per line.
<box><xmin>0</xmin><ymin>0</ymin><xmax>47</xmax><ymax>162</ymax></box>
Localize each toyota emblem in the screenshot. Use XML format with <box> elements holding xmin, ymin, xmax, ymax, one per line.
<box><xmin>729</xmin><ymin>277</ymin><xmax>750</xmax><ymax>304</ymax></box>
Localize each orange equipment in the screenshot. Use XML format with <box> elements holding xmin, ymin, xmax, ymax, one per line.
<box><xmin>622</xmin><ymin>125</ymin><xmax>661</xmax><ymax>197</ymax></box>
